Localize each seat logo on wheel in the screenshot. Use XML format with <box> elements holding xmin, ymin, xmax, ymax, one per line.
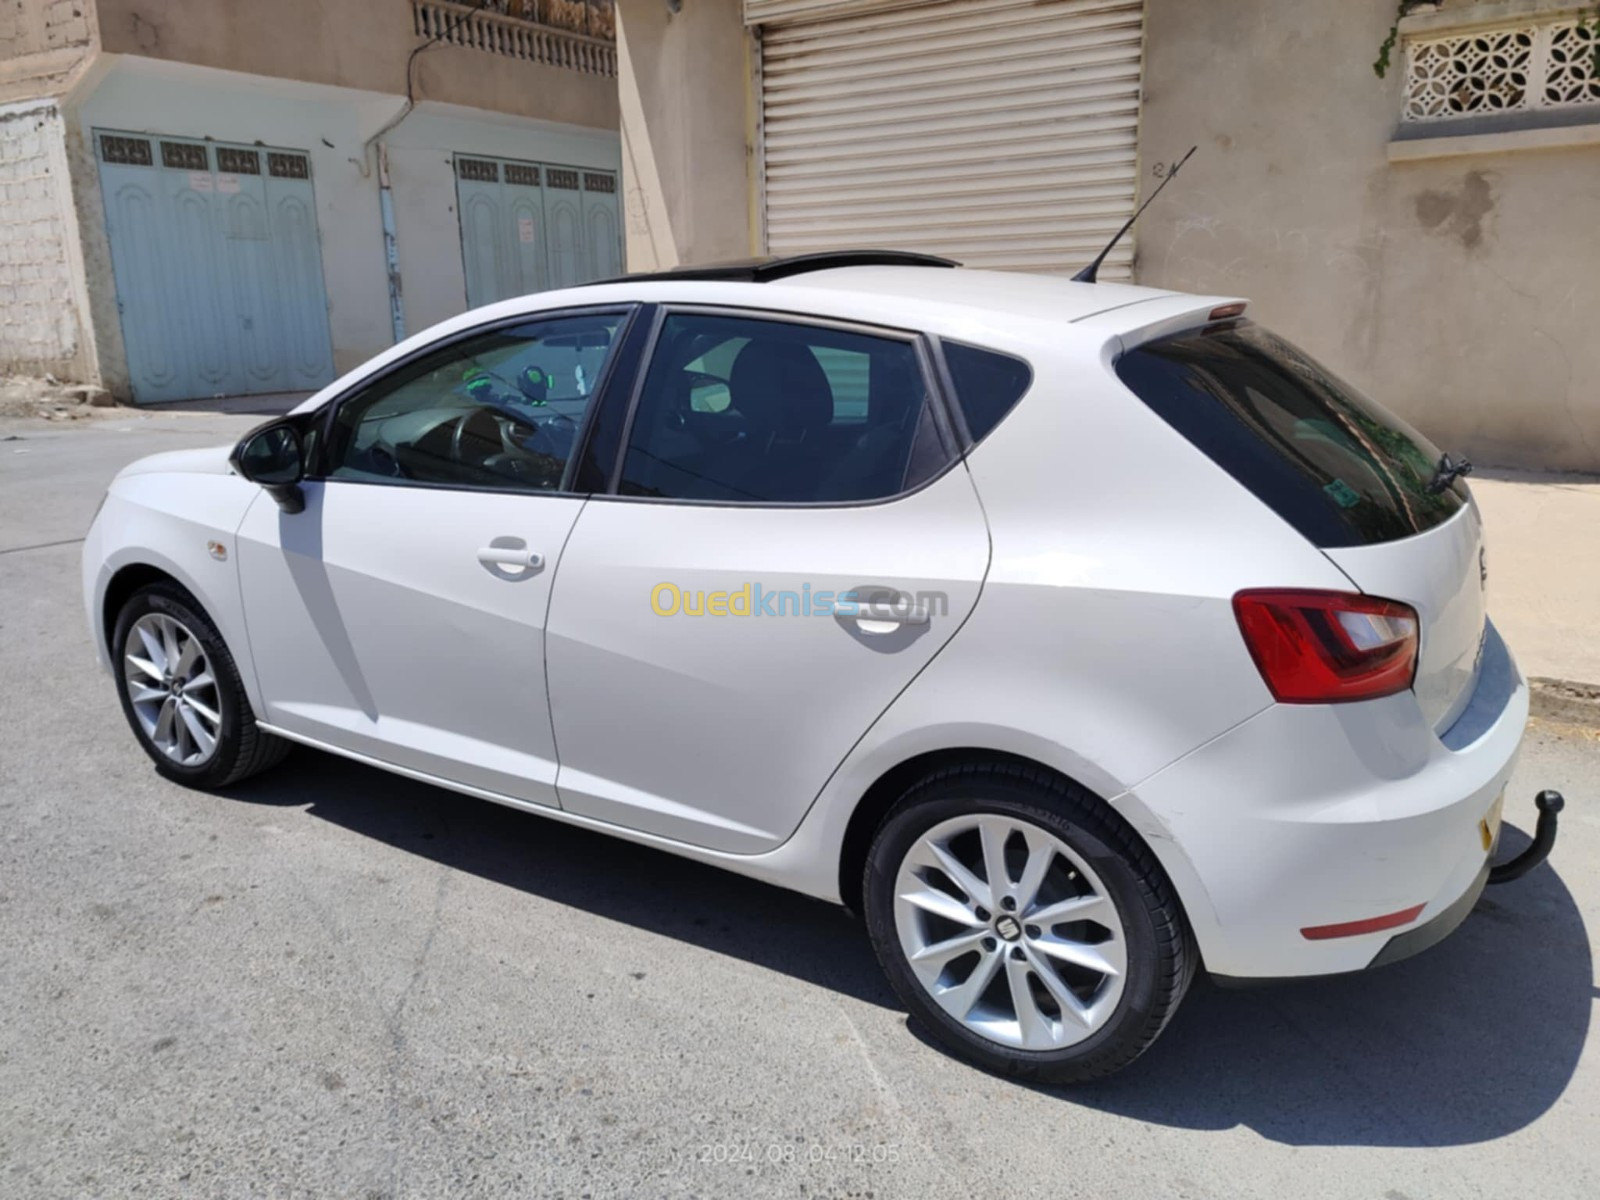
<box><xmin>995</xmin><ymin>915</ymin><xmax>1022</xmax><ymax>942</ymax></box>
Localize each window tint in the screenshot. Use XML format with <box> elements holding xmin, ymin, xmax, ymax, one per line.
<box><xmin>619</xmin><ymin>313</ymin><xmax>947</xmax><ymax>504</ymax></box>
<box><xmin>324</xmin><ymin>313</ymin><xmax>624</xmax><ymax>492</ymax></box>
<box><xmin>942</xmin><ymin>342</ymin><xmax>1032</xmax><ymax>443</ymax></box>
<box><xmin>1115</xmin><ymin>321</ymin><xmax>1466</xmax><ymax>548</ymax></box>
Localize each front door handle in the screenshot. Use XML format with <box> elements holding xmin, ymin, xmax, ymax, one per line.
<box><xmin>477</xmin><ymin>543</ymin><xmax>544</xmax><ymax>571</ymax></box>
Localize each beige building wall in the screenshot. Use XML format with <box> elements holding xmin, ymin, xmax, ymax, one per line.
<box><xmin>615</xmin><ymin>0</ymin><xmax>753</xmax><ymax>270</ymax></box>
<box><xmin>94</xmin><ymin>0</ymin><xmax>619</xmax><ymax>130</ymax></box>
<box><xmin>0</xmin><ymin>0</ymin><xmax>97</xmax><ymax>103</ymax></box>
<box><xmin>1136</xmin><ymin>0</ymin><xmax>1600</xmax><ymax>473</ymax></box>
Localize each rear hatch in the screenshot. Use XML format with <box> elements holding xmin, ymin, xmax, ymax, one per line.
<box><xmin>1115</xmin><ymin>319</ymin><xmax>1485</xmax><ymax>733</ymax></box>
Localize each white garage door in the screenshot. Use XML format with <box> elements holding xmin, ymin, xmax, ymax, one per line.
<box><xmin>755</xmin><ymin>0</ymin><xmax>1145</xmax><ymax>280</ymax></box>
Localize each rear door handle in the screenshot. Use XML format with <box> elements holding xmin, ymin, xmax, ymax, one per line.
<box><xmin>853</xmin><ymin>594</ymin><xmax>931</xmax><ymax>629</ymax></box>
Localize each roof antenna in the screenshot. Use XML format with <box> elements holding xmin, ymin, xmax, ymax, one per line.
<box><xmin>1072</xmin><ymin>145</ymin><xmax>1197</xmax><ymax>284</ymax></box>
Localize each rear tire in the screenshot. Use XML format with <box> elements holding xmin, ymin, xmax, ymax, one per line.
<box><xmin>112</xmin><ymin>582</ymin><xmax>289</xmax><ymax>789</ymax></box>
<box><xmin>863</xmin><ymin>761</ymin><xmax>1195</xmax><ymax>1084</ymax></box>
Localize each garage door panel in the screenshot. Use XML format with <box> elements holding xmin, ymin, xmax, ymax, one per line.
<box><xmin>94</xmin><ymin>130</ymin><xmax>335</xmax><ymax>404</ymax></box>
<box><xmin>761</xmin><ymin>89</ymin><xmax>1139</xmax><ymax>143</ymax></box>
<box><xmin>165</xmin><ymin>180</ymin><xmax>233</xmax><ymax>394</ymax></box>
<box><xmin>764</xmin><ymin>69</ymin><xmax>1142</xmax><ymax>124</ymax></box>
<box><xmin>762</xmin><ymin>26</ymin><xmax>1143</xmax><ymax>86</ymax></box>
<box><xmin>758</xmin><ymin>0</ymin><xmax>1145</xmax><ymax>281</ymax></box>
<box><xmin>765</xmin><ymin>115</ymin><xmax>1141</xmax><ymax>165</ymax></box>
<box><xmin>755</xmin><ymin>0</ymin><xmax>1140</xmax><ymax>48</ymax></box>
<box><xmin>454</xmin><ymin>156</ymin><xmax>620</xmax><ymax>307</ymax></box>
<box><xmin>768</xmin><ymin>159</ymin><xmax>1139</xmax><ymax>206</ymax></box>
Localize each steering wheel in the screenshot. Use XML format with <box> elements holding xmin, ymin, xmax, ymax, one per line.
<box><xmin>451</xmin><ymin>408</ymin><xmax>504</xmax><ymax>469</ymax></box>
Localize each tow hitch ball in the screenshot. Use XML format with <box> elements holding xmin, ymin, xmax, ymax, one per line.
<box><xmin>1487</xmin><ymin>789</ymin><xmax>1564</xmax><ymax>885</ymax></box>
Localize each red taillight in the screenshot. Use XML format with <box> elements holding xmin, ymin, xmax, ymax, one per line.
<box><xmin>1233</xmin><ymin>589</ymin><xmax>1418</xmax><ymax>703</ymax></box>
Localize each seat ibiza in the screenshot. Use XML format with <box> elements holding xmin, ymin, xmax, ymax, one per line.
<box><xmin>83</xmin><ymin>252</ymin><xmax>1559</xmax><ymax>1082</ymax></box>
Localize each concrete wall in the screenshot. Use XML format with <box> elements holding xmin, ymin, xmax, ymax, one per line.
<box><xmin>0</xmin><ymin>0</ymin><xmax>97</xmax><ymax>104</ymax></box>
<box><xmin>616</xmin><ymin>0</ymin><xmax>752</xmax><ymax>270</ymax></box>
<box><xmin>1136</xmin><ymin>0</ymin><xmax>1600</xmax><ymax>473</ymax></box>
<box><xmin>66</xmin><ymin>56</ymin><xmax>620</xmax><ymax>396</ymax></box>
<box><xmin>94</xmin><ymin>0</ymin><xmax>619</xmax><ymax>132</ymax></box>
<box><xmin>0</xmin><ymin>98</ymin><xmax>95</xmax><ymax>378</ymax></box>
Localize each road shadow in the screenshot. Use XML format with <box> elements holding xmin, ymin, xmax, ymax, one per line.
<box><xmin>223</xmin><ymin>747</ymin><xmax>896</xmax><ymax>1009</ymax></box>
<box><xmin>228</xmin><ymin>751</ymin><xmax>1589</xmax><ymax>1146</ymax></box>
<box><xmin>1040</xmin><ymin>818</ymin><xmax>1591</xmax><ymax>1147</ymax></box>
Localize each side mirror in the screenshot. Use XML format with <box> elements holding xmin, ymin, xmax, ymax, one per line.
<box><xmin>232</xmin><ymin>422</ymin><xmax>306</xmax><ymax>514</ymax></box>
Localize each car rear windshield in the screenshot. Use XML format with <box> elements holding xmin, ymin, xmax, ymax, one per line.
<box><xmin>1114</xmin><ymin>321</ymin><xmax>1465</xmax><ymax>548</ymax></box>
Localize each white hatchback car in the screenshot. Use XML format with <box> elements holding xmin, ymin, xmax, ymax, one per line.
<box><xmin>84</xmin><ymin>252</ymin><xmax>1560</xmax><ymax>1082</ymax></box>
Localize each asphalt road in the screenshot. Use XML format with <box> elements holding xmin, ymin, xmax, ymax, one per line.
<box><xmin>2</xmin><ymin>414</ymin><xmax>1597</xmax><ymax>1199</ymax></box>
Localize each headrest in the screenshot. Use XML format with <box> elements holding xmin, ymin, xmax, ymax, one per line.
<box><xmin>728</xmin><ymin>340</ymin><xmax>834</xmax><ymax>436</ymax></box>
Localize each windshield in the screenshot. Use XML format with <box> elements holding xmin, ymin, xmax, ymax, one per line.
<box><xmin>1115</xmin><ymin>321</ymin><xmax>1466</xmax><ymax>548</ymax></box>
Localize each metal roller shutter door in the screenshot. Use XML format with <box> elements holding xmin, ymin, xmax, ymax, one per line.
<box><xmin>757</xmin><ymin>0</ymin><xmax>1145</xmax><ymax>279</ymax></box>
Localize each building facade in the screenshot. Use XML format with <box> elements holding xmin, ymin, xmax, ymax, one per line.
<box><xmin>617</xmin><ymin>0</ymin><xmax>1600</xmax><ymax>473</ymax></box>
<box><xmin>1</xmin><ymin>0</ymin><xmax>623</xmax><ymax>403</ymax></box>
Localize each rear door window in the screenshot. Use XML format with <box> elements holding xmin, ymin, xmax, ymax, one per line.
<box><xmin>618</xmin><ymin>312</ymin><xmax>950</xmax><ymax>504</ymax></box>
<box><xmin>1115</xmin><ymin>321</ymin><xmax>1465</xmax><ymax>548</ymax></box>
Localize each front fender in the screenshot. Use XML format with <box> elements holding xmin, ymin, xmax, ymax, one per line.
<box><xmin>84</xmin><ymin>472</ymin><xmax>269</xmax><ymax>718</ymax></box>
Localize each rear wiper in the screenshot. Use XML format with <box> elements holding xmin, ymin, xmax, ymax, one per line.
<box><xmin>1427</xmin><ymin>452</ymin><xmax>1473</xmax><ymax>494</ymax></box>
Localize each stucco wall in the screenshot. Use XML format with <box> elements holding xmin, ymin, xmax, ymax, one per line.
<box><xmin>0</xmin><ymin>99</ymin><xmax>94</xmax><ymax>379</ymax></box>
<box><xmin>94</xmin><ymin>0</ymin><xmax>619</xmax><ymax>132</ymax></box>
<box><xmin>616</xmin><ymin>0</ymin><xmax>752</xmax><ymax>270</ymax></box>
<box><xmin>1136</xmin><ymin>0</ymin><xmax>1600</xmax><ymax>473</ymax></box>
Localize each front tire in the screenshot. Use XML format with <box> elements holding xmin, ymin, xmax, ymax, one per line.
<box><xmin>863</xmin><ymin>761</ymin><xmax>1195</xmax><ymax>1084</ymax></box>
<box><xmin>112</xmin><ymin>582</ymin><xmax>289</xmax><ymax>789</ymax></box>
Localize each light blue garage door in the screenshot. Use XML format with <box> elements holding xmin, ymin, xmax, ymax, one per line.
<box><xmin>455</xmin><ymin>155</ymin><xmax>621</xmax><ymax>310</ymax></box>
<box><xmin>93</xmin><ymin>131</ymin><xmax>336</xmax><ymax>404</ymax></box>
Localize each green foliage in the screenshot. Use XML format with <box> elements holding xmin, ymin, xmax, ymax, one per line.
<box><xmin>1373</xmin><ymin>2</ymin><xmax>1426</xmax><ymax>79</ymax></box>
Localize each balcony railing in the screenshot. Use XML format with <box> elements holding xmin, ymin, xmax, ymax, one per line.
<box><xmin>413</xmin><ymin>1</ymin><xmax>617</xmax><ymax>78</ymax></box>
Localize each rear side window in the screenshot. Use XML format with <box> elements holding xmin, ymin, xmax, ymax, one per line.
<box><xmin>1115</xmin><ymin>322</ymin><xmax>1465</xmax><ymax>548</ymax></box>
<box><xmin>942</xmin><ymin>342</ymin><xmax>1032</xmax><ymax>444</ymax></box>
<box><xmin>619</xmin><ymin>312</ymin><xmax>950</xmax><ymax>504</ymax></box>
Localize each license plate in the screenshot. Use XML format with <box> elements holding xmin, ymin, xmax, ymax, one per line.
<box><xmin>1479</xmin><ymin>791</ymin><xmax>1505</xmax><ymax>854</ymax></box>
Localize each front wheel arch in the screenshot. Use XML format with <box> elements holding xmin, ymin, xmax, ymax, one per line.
<box><xmin>103</xmin><ymin>563</ymin><xmax>184</xmax><ymax>657</ymax></box>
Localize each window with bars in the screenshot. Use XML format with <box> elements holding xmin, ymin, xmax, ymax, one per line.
<box><xmin>268</xmin><ymin>152</ymin><xmax>311</xmax><ymax>179</ymax></box>
<box><xmin>161</xmin><ymin>141</ymin><xmax>209</xmax><ymax>171</ymax></box>
<box><xmin>100</xmin><ymin>135</ymin><xmax>153</xmax><ymax>166</ymax></box>
<box><xmin>457</xmin><ymin>157</ymin><xmax>500</xmax><ymax>182</ymax></box>
<box><xmin>217</xmin><ymin>147</ymin><xmax>262</xmax><ymax>175</ymax></box>
<box><xmin>456</xmin><ymin>157</ymin><xmax>617</xmax><ymax>193</ymax></box>
<box><xmin>1403</xmin><ymin>16</ymin><xmax>1600</xmax><ymax>123</ymax></box>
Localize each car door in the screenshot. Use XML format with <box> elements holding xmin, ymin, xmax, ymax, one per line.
<box><xmin>545</xmin><ymin>309</ymin><xmax>991</xmax><ymax>853</ymax></box>
<box><xmin>235</xmin><ymin>308</ymin><xmax>634</xmax><ymax>807</ymax></box>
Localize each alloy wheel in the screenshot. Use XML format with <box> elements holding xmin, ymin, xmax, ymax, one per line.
<box><xmin>123</xmin><ymin>612</ymin><xmax>223</xmax><ymax>767</ymax></box>
<box><xmin>893</xmin><ymin>814</ymin><xmax>1128</xmax><ymax>1051</ymax></box>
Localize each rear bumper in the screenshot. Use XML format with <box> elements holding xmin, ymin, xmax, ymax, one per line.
<box><xmin>1211</xmin><ymin>861</ymin><xmax>1491</xmax><ymax>987</ymax></box>
<box><xmin>1125</xmin><ymin>621</ymin><xmax>1527</xmax><ymax>980</ymax></box>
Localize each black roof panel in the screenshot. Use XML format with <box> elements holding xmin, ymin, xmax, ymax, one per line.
<box><xmin>594</xmin><ymin>250</ymin><xmax>960</xmax><ymax>286</ymax></box>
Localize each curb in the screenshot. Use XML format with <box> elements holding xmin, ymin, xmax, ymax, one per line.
<box><xmin>1529</xmin><ymin>677</ymin><xmax>1600</xmax><ymax>728</ymax></box>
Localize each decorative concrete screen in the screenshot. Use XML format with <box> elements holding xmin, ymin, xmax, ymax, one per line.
<box><xmin>1403</xmin><ymin>16</ymin><xmax>1600</xmax><ymax>121</ymax></box>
